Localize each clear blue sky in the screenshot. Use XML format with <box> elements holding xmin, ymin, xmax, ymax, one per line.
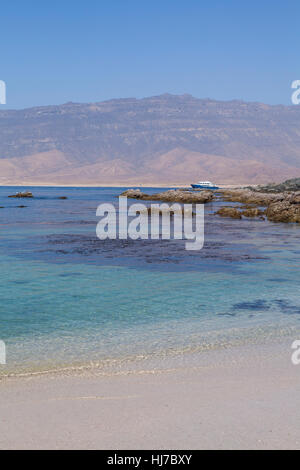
<box><xmin>1</xmin><ymin>0</ymin><xmax>299</xmax><ymax>108</ymax></box>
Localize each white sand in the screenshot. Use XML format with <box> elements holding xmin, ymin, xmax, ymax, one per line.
<box><xmin>0</xmin><ymin>339</ymin><xmax>299</xmax><ymax>450</ymax></box>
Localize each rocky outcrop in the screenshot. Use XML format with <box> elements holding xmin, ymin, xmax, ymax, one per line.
<box><xmin>220</xmin><ymin>188</ymin><xmax>300</xmax><ymax>223</ymax></box>
<box><xmin>289</xmin><ymin>193</ymin><xmax>300</xmax><ymax>204</ymax></box>
<box><xmin>216</xmin><ymin>207</ymin><xmax>242</xmax><ymax>219</ymax></box>
<box><xmin>216</xmin><ymin>206</ymin><xmax>265</xmax><ymax>219</ymax></box>
<box><xmin>241</xmin><ymin>208</ymin><xmax>265</xmax><ymax>218</ymax></box>
<box><xmin>219</xmin><ymin>189</ymin><xmax>282</xmax><ymax>206</ymax></box>
<box><xmin>120</xmin><ymin>189</ymin><xmax>144</xmax><ymax>199</ymax></box>
<box><xmin>8</xmin><ymin>191</ymin><xmax>33</xmax><ymax>198</ymax></box>
<box><xmin>120</xmin><ymin>189</ymin><xmax>214</xmax><ymax>204</ymax></box>
<box><xmin>254</xmin><ymin>177</ymin><xmax>300</xmax><ymax>193</ymax></box>
<box><xmin>122</xmin><ymin>185</ymin><xmax>300</xmax><ymax>223</ymax></box>
<box><xmin>266</xmin><ymin>195</ymin><xmax>300</xmax><ymax>223</ymax></box>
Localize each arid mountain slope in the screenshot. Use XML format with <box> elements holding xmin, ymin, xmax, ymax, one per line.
<box><xmin>0</xmin><ymin>94</ymin><xmax>300</xmax><ymax>184</ymax></box>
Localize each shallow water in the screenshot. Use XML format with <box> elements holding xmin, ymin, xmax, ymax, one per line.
<box><xmin>0</xmin><ymin>186</ymin><xmax>300</xmax><ymax>375</ymax></box>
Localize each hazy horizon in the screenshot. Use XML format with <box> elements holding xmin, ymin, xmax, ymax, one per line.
<box><xmin>1</xmin><ymin>92</ymin><xmax>297</xmax><ymax>112</ymax></box>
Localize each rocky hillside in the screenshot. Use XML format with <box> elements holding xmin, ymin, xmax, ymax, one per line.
<box><xmin>255</xmin><ymin>178</ymin><xmax>300</xmax><ymax>193</ymax></box>
<box><xmin>0</xmin><ymin>94</ymin><xmax>300</xmax><ymax>184</ymax></box>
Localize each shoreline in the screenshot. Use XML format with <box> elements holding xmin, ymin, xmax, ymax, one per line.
<box><xmin>1</xmin><ymin>321</ymin><xmax>299</xmax><ymax>382</ymax></box>
<box><xmin>0</xmin><ymin>338</ymin><xmax>299</xmax><ymax>449</ymax></box>
<box><xmin>0</xmin><ymin>182</ymin><xmax>251</xmax><ymax>189</ymax></box>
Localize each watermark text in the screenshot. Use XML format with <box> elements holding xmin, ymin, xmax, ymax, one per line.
<box><xmin>291</xmin><ymin>80</ymin><xmax>300</xmax><ymax>105</ymax></box>
<box><xmin>96</xmin><ymin>197</ymin><xmax>204</xmax><ymax>250</ymax></box>
<box><xmin>0</xmin><ymin>80</ymin><xmax>6</xmax><ymax>104</ymax></box>
<box><xmin>0</xmin><ymin>340</ymin><xmax>6</xmax><ymax>365</ymax></box>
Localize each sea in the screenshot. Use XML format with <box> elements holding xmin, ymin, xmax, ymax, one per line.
<box><xmin>0</xmin><ymin>186</ymin><xmax>299</xmax><ymax>376</ymax></box>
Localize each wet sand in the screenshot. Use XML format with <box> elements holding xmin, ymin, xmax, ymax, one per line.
<box><xmin>0</xmin><ymin>339</ymin><xmax>299</xmax><ymax>450</ymax></box>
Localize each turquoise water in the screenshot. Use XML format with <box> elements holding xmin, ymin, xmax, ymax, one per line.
<box><xmin>0</xmin><ymin>186</ymin><xmax>300</xmax><ymax>375</ymax></box>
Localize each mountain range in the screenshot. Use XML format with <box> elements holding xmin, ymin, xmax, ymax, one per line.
<box><xmin>1</xmin><ymin>93</ymin><xmax>300</xmax><ymax>185</ymax></box>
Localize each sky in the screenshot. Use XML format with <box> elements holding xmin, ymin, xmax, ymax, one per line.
<box><xmin>0</xmin><ymin>0</ymin><xmax>299</xmax><ymax>109</ymax></box>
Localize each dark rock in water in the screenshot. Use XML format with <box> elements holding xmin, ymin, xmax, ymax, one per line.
<box><xmin>120</xmin><ymin>188</ymin><xmax>214</xmax><ymax>204</ymax></box>
<box><xmin>241</xmin><ymin>208</ymin><xmax>265</xmax><ymax>218</ymax></box>
<box><xmin>220</xmin><ymin>188</ymin><xmax>300</xmax><ymax>223</ymax></box>
<box><xmin>219</xmin><ymin>186</ymin><xmax>300</xmax><ymax>223</ymax></box>
<box><xmin>254</xmin><ymin>178</ymin><xmax>300</xmax><ymax>193</ymax></box>
<box><xmin>219</xmin><ymin>181</ymin><xmax>300</xmax><ymax>223</ymax></box>
<box><xmin>17</xmin><ymin>205</ymin><xmax>27</xmax><ymax>208</ymax></box>
<box><xmin>216</xmin><ymin>207</ymin><xmax>242</xmax><ymax>219</ymax></box>
<box><xmin>8</xmin><ymin>191</ymin><xmax>33</xmax><ymax>198</ymax></box>
<box><xmin>220</xmin><ymin>189</ymin><xmax>282</xmax><ymax>206</ymax></box>
<box><xmin>266</xmin><ymin>197</ymin><xmax>300</xmax><ymax>223</ymax></box>
<box><xmin>121</xmin><ymin>189</ymin><xmax>144</xmax><ymax>199</ymax></box>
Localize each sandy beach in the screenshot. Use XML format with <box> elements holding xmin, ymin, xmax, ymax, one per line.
<box><xmin>0</xmin><ymin>339</ymin><xmax>299</xmax><ymax>450</ymax></box>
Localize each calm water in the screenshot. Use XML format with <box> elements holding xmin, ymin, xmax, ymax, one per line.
<box><xmin>0</xmin><ymin>186</ymin><xmax>300</xmax><ymax>375</ymax></box>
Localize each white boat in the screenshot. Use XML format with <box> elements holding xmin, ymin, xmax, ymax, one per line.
<box><xmin>191</xmin><ymin>181</ymin><xmax>219</xmax><ymax>190</ymax></box>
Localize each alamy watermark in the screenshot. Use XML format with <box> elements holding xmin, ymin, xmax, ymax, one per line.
<box><xmin>0</xmin><ymin>80</ymin><xmax>6</xmax><ymax>104</ymax></box>
<box><xmin>0</xmin><ymin>341</ymin><xmax>6</xmax><ymax>365</ymax></box>
<box><xmin>96</xmin><ymin>196</ymin><xmax>204</xmax><ymax>250</ymax></box>
<box><xmin>291</xmin><ymin>340</ymin><xmax>300</xmax><ymax>365</ymax></box>
<box><xmin>291</xmin><ymin>80</ymin><xmax>300</xmax><ymax>104</ymax></box>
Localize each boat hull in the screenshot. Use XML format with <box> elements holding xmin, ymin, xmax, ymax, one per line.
<box><xmin>191</xmin><ymin>184</ymin><xmax>219</xmax><ymax>190</ymax></box>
